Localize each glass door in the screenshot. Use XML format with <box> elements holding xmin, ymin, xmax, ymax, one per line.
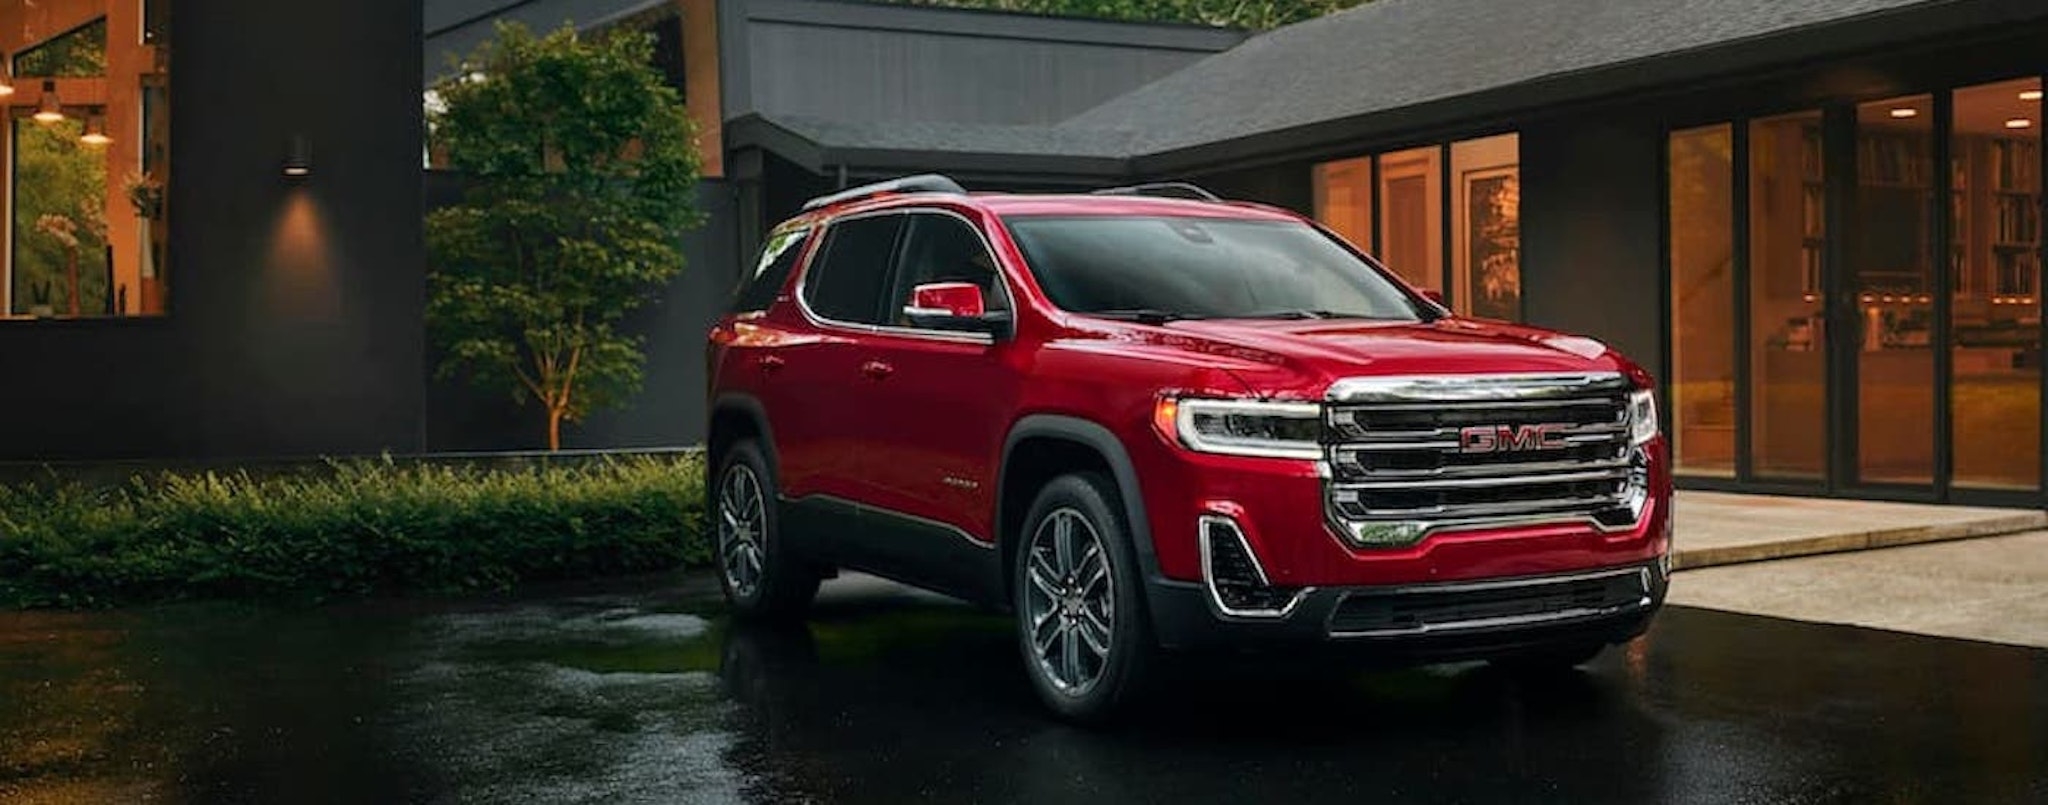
<box><xmin>1845</xmin><ymin>95</ymin><xmax>1939</xmax><ymax>488</ymax></box>
<box><xmin>1950</xmin><ymin>77</ymin><xmax>2043</xmax><ymax>494</ymax></box>
<box><xmin>1749</xmin><ymin>111</ymin><xmax>1830</xmax><ymax>483</ymax></box>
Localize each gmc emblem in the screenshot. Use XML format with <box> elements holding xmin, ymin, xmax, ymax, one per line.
<box><xmin>1459</xmin><ymin>424</ymin><xmax>1570</xmax><ymax>454</ymax></box>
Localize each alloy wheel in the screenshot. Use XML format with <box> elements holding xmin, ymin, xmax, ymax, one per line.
<box><xmin>1023</xmin><ymin>507</ymin><xmax>1115</xmax><ymax>695</ymax></box>
<box><xmin>717</xmin><ymin>463</ymin><xmax>767</xmax><ymax>599</ymax></box>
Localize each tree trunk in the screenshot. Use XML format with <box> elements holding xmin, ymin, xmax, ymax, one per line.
<box><xmin>547</xmin><ymin>407</ymin><xmax>565</xmax><ymax>452</ymax></box>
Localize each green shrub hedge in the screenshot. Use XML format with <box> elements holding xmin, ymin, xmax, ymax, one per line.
<box><xmin>0</xmin><ymin>454</ymin><xmax>707</xmax><ymax>609</ymax></box>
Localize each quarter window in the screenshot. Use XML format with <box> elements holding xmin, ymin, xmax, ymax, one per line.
<box><xmin>729</xmin><ymin>227</ymin><xmax>807</xmax><ymax>313</ymax></box>
<box><xmin>802</xmin><ymin>214</ymin><xmax>904</xmax><ymax>324</ymax></box>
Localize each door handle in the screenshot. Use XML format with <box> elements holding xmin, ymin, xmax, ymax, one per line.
<box><xmin>860</xmin><ymin>360</ymin><xmax>894</xmax><ymax>380</ymax></box>
<box><xmin>757</xmin><ymin>355</ymin><xmax>785</xmax><ymax>374</ymax></box>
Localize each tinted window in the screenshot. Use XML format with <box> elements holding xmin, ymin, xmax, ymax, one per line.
<box><xmin>886</xmin><ymin>214</ymin><xmax>1010</xmax><ymax>326</ymax></box>
<box><xmin>1003</xmin><ymin>216</ymin><xmax>1425</xmax><ymax>322</ymax></box>
<box><xmin>730</xmin><ymin>227</ymin><xmax>809</xmax><ymax>313</ymax></box>
<box><xmin>803</xmin><ymin>215</ymin><xmax>904</xmax><ymax>324</ymax></box>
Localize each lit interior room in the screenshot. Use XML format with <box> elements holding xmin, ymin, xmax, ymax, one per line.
<box><xmin>0</xmin><ymin>0</ymin><xmax>168</xmax><ymax>320</ymax></box>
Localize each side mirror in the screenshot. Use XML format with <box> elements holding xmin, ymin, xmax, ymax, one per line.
<box><xmin>909</xmin><ymin>282</ymin><xmax>985</xmax><ymax>317</ymax></box>
<box><xmin>904</xmin><ymin>282</ymin><xmax>1012</xmax><ymax>338</ymax></box>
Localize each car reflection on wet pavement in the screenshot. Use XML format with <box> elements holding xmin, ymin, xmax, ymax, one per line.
<box><xmin>2</xmin><ymin>573</ymin><xmax>2045</xmax><ymax>804</ymax></box>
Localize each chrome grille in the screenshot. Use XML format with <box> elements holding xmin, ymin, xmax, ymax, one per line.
<box><xmin>1322</xmin><ymin>373</ymin><xmax>1646</xmax><ymax>547</ymax></box>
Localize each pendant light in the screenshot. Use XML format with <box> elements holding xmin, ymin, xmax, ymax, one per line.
<box><xmin>80</xmin><ymin>113</ymin><xmax>110</xmax><ymax>146</ymax></box>
<box><xmin>32</xmin><ymin>80</ymin><xmax>63</xmax><ymax>124</ymax></box>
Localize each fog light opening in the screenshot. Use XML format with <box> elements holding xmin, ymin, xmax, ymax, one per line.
<box><xmin>1199</xmin><ymin>515</ymin><xmax>1309</xmax><ymax>619</ymax></box>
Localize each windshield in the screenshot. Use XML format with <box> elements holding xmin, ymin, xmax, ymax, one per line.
<box><xmin>1001</xmin><ymin>215</ymin><xmax>1427</xmax><ymax>322</ymax></box>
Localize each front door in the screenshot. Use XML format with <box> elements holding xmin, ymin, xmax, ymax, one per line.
<box><xmin>856</xmin><ymin>210</ymin><xmax>1020</xmax><ymax>546</ymax></box>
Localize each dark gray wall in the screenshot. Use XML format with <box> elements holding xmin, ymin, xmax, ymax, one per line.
<box><xmin>425</xmin><ymin>180</ymin><xmax>741</xmax><ymax>451</ymax></box>
<box><xmin>0</xmin><ymin>0</ymin><xmax>427</xmax><ymax>461</ymax></box>
<box><xmin>1518</xmin><ymin>115</ymin><xmax>1665</xmax><ymax>382</ymax></box>
<box><xmin>728</xmin><ymin>0</ymin><xmax>1242</xmax><ymax>127</ymax></box>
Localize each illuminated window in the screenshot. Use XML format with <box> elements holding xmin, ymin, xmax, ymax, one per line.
<box><xmin>2</xmin><ymin>1</ymin><xmax>169</xmax><ymax>319</ymax></box>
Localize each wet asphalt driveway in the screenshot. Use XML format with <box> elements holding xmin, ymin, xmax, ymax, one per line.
<box><xmin>3</xmin><ymin>573</ymin><xmax>2045</xmax><ymax>805</ymax></box>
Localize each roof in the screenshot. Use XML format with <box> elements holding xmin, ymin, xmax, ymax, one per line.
<box><xmin>424</xmin><ymin>0</ymin><xmax>666</xmax><ymax>82</ymax></box>
<box><xmin>1066</xmin><ymin>0</ymin><xmax>2045</xmax><ymax>164</ymax></box>
<box><xmin>727</xmin><ymin>113</ymin><xmax>1135</xmax><ymax>181</ymax></box>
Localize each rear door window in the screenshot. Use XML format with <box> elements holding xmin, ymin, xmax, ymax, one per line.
<box><xmin>802</xmin><ymin>214</ymin><xmax>905</xmax><ymax>325</ymax></box>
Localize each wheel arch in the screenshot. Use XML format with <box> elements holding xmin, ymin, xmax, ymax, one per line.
<box><xmin>709</xmin><ymin>393</ymin><xmax>779</xmax><ymax>483</ymax></box>
<box><xmin>996</xmin><ymin>415</ymin><xmax>1161</xmax><ymax>606</ymax></box>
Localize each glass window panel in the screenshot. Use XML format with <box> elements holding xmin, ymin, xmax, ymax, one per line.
<box><xmin>1952</xmin><ymin>77</ymin><xmax>2042</xmax><ymax>491</ymax></box>
<box><xmin>1312</xmin><ymin>156</ymin><xmax>1373</xmax><ymax>255</ymax></box>
<box><xmin>1669</xmin><ymin>124</ymin><xmax>1737</xmax><ymax>478</ymax></box>
<box><xmin>12</xmin><ymin>117</ymin><xmax>109</xmax><ymax>316</ymax></box>
<box><xmin>1749</xmin><ymin>111</ymin><xmax>1828</xmax><ymax>481</ymax></box>
<box><xmin>1450</xmin><ymin>133</ymin><xmax>1520</xmax><ymax>320</ymax></box>
<box><xmin>1376</xmin><ymin>146</ymin><xmax>1441</xmax><ymax>293</ymax></box>
<box><xmin>2</xmin><ymin>1</ymin><xmax>169</xmax><ymax>320</ymax></box>
<box><xmin>1851</xmin><ymin>95</ymin><xmax>1937</xmax><ymax>485</ymax></box>
<box><xmin>13</xmin><ymin>18</ymin><xmax>106</xmax><ymax>78</ymax></box>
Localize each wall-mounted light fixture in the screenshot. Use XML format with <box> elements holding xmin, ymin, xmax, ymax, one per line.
<box><xmin>284</xmin><ymin>134</ymin><xmax>313</xmax><ymax>178</ymax></box>
<box><xmin>0</xmin><ymin>61</ymin><xmax>15</xmax><ymax>98</ymax></box>
<box><xmin>32</xmin><ymin>80</ymin><xmax>63</xmax><ymax>124</ymax></box>
<box><xmin>2007</xmin><ymin>118</ymin><xmax>2035</xmax><ymax>130</ymax></box>
<box><xmin>2023</xmin><ymin>90</ymin><xmax>2044</xmax><ymax>102</ymax></box>
<box><xmin>79</xmin><ymin>113</ymin><xmax>110</xmax><ymax>146</ymax></box>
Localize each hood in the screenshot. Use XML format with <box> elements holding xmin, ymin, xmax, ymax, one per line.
<box><xmin>1100</xmin><ymin>316</ymin><xmax>1643</xmax><ymax>399</ymax></box>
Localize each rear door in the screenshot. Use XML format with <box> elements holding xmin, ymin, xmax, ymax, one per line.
<box><xmin>771</xmin><ymin>212</ymin><xmax>905</xmax><ymax>504</ymax></box>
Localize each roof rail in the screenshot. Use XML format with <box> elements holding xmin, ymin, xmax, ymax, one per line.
<box><xmin>1090</xmin><ymin>181</ymin><xmax>1221</xmax><ymax>202</ymax></box>
<box><xmin>800</xmin><ymin>173</ymin><xmax>966</xmax><ymax>212</ymax></box>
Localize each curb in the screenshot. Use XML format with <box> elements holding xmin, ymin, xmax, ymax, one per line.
<box><xmin>1672</xmin><ymin>512</ymin><xmax>2048</xmax><ymax>571</ymax></box>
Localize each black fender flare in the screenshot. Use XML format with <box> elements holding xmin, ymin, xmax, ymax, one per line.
<box><xmin>997</xmin><ymin>414</ymin><xmax>1164</xmax><ymax>586</ymax></box>
<box><xmin>709</xmin><ymin>393</ymin><xmax>779</xmax><ymax>481</ymax></box>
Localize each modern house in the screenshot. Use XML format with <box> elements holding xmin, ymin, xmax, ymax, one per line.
<box><xmin>6</xmin><ymin>0</ymin><xmax>2046</xmax><ymax>510</ymax></box>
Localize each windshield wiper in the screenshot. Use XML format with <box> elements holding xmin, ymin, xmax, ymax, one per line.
<box><xmin>1090</xmin><ymin>308</ymin><xmax>1203</xmax><ymax>325</ymax></box>
<box><xmin>1238</xmin><ymin>308</ymin><xmax>1361</xmax><ymax>320</ymax></box>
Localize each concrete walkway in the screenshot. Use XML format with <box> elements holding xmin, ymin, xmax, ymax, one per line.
<box><xmin>1673</xmin><ymin>491</ymin><xmax>2046</xmax><ymax>570</ymax></box>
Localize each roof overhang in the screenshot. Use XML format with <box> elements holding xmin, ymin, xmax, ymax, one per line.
<box><xmin>725</xmin><ymin>113</ymin><xmax>1133</xmax><ymax>185</ymax></box>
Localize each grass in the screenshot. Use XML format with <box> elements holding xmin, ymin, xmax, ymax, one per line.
<box><xmin>0</xmin><ymin>454</ymin><xmax>708</xmax><ymax>609</ymax></box>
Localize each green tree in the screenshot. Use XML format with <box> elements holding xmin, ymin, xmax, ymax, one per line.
<box><xmin>427</xmin><ymin>22</ymin><xmax>701</xmax><ymax>451</ymax></box>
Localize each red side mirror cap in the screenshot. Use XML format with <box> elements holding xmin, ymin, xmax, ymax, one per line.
<box><xmin>908</xmin><ymin>282</ymin><xmax>986</xmax><ymax>318</ymax></box>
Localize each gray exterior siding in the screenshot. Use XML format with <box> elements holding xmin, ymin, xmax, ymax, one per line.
<box><xmin>1517</xmin><ymin>115</ymin><xmax>1666</xmax><ymax>385</ymax></box>
<box><xmin>728</xmin><ymin>0</ymin><xmax>1242</xmax><ymax>127</ymax></box>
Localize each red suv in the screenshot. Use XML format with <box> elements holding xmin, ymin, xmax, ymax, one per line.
<box><xmin>706</xmin><ymin>175</ymin><xmax>1671</xmax><ymax>721</ymax></box>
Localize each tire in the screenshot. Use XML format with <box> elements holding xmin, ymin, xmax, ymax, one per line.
<box><xmin>1490</xmin><ymin>640</ymin><xmax>1606</xmax><ymax>676</ymax></box>
<box><xmin>1013</xmin><ymin>472</ymin><xmax>1155</xmax><ymax>724</ymax></box>
<box><xmin>713</xmin><ymin>441</ymin><xmax>819</xmax><ymax>621</ymax></box>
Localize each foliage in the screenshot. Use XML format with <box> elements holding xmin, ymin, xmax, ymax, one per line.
<box><xmin>11</xmin><ymin>118</ymin><xmax>107</xmax><ymax>316</ymax></box>
<box><xmin>426</xmin><ymin>22</ymin><xmax>701</xmax><ymax>450</ymax></box>
<box><xmin>0</xmin><ymin>454</ymin><xmax>709</xmax><ymax>609</ymax></box>
<box><xmin>889</xmin><ymin>0</ymin><xmax>1371</xmax><ymax>29</ymax></box>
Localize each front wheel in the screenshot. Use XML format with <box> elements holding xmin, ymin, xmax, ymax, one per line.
<box><xmin>713</xmin><ymin>441</ymin><xmax>819</xmax><ymax>621</ymax></box>
<box><xmin>1014</xmin><ymin>473</ymin><xmax>1154</xmax><ymax>723</ymax></box>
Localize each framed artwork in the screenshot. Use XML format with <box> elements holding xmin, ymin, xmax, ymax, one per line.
<box><xmin>1462</xmin><ymin>165</ymin><xmax>1521</xmax><ymax>320</ymax></box>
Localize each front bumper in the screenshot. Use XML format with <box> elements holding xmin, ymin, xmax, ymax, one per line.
<box><xmin>1144</xmin><ymin>560</ymin><xmax>1668</xmax><ymax>658</ymax></box>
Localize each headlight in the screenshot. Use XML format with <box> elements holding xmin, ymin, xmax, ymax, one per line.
<box><xmin>1628</xmin><ymin>389</ymin><xmax>1659</xmax><ymax>447</ymax></box>
<box><xmin>1158</xmin><ymin>398</ymin><xmax>1323</xmax><ymax>460</ymax></box>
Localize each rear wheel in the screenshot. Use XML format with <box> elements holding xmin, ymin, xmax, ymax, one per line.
<box><xmin>1014</xmin><ymin>473</ymin><xmax>1154</xmax><ymax>723</ymax></box>
<box><xmin>714</xmin><ymin>441</ymin><xmax>819</xmax><ymax>621</ymax></box>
